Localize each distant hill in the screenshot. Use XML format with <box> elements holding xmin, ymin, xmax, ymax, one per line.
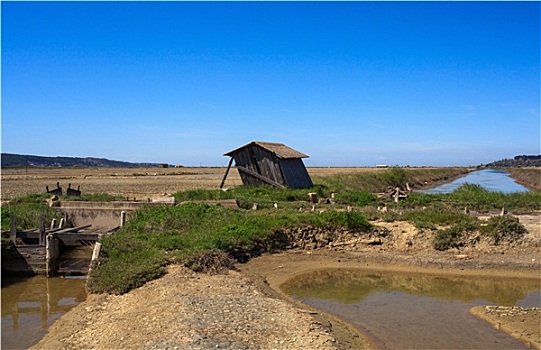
<box><xmin>1</xmin><ymin>153</ymin><xmax>162</xmax><ymax>168</ymax></box>
<box><xmin>486</xmin><ymin>155</ymin><xmax>541</xmax><ymax>167</ymax></box>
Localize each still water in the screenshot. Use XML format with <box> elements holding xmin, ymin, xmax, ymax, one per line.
<box><xmin>282</xmin><ymin>269</ymin><xmax>540</xmax><ymax>349</ymax></box>
<box><xmin>1</xmin><ymin>275</ymin><xmax>87</xmax><ymax>349</ymax></box>
<box><xmin>418</xmin><ymin>169</ymin><xmax>530</xmax><ymax>194</ymax></box>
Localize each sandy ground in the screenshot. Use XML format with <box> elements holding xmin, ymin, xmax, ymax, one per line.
<box><xmin>470</xmin><ymin>305</ymin><xmax>540</xmax><ymax>349</ymax></box>
<box><xmin>32</xmin><ymin>213</ymin><xmax>541</xmax><ymax>350</ymax></box>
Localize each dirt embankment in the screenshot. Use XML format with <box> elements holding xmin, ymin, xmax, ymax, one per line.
<box><xmin>33</xmin><ymin>213</ymin><xmax>541</xmax><ymax>350</ymax></box>
<box><xmin>470</xmin><ymin>306</ymin><xmax>540</xmax><ymax>349</ymax></box>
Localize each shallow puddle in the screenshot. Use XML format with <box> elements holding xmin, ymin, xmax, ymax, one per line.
<box><xmin>281</xmin><ymin>269</ymin><xmax>540</xmax><ymax>349</ymax></box>
<box><xmin>1</xmin><ymin>275</ymin><xmax>87</xmax><ymax>349</ymax></box>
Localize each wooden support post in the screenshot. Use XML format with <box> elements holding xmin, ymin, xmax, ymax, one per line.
<box><xmin>46</xmin><ymin>233</ymin><xmax>59</xmax><ymax>277</ymax></box>
<box><xmin>10</xmin><ymin>215</ymin><xmax>17</xmax><ymax>244</ymax></box>
<box><xmin>39</xmin><ymin>215</ymin><xmax>46</xmax><ymax>246</ymax></box>
<box><xmin>91</xmin><ymin>242</ymin><xmax>102</xmax><ymax>261</ymax></box>
<box><xmin>89</xmin><ymin>242</ymin><xmax>102</xmax><ymax>274</ymax></box>
<box><xmin>220</xmin><ymin>158</ymin><xmax>234</xmax><ymax>189</ymax></box>
<box><xmin>120</xmin><ymin>211</ymin><xmax>127</xmax><ymax>227</ymax></box>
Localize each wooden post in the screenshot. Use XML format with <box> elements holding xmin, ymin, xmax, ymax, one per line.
<box><xmin>394</xmin><ymin>187</ymin><xmax>400</xmax><ymax>204</ymax></box>
<box><xmin>91</xmin><ymin>242</ymin><xmax>102</xmax><ymax>261</ymax></box>
<box><xmin>88</xmin><ymin>242</ymin><xmax>102</xmax><ymax>274</ymax></box>
<box><xmin>220</xmin><ymin>158</ymin><xmax>234</xmax><ymax>189</ymax></box>
<box><xmin>39</xmin><ymin>215</ymin><xmax>46</xmax><ymax>245</ymax></box>
<box><xmin>120</xmin><ymin>211</ymin><xmax>127</xmax><ymax>227</ymax></box>
<box><xmin>10</xmin><ymin>215</ymin><xmax>17</xmax><ymax>244</ymax></box>
<box><xmin>46</xmin><ymin>233</ymin><xmax>59</xmax><ymax>277</ymax></box>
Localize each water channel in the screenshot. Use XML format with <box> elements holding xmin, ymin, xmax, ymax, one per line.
<box><xmin>281</xmin><ymin>269</ymin><xmax>540</xmax><ymax>349</ymax></box>
<box><xmin>417</xmin><ymin>168</ymin><xmax>530</xmax><ymax>194</ymax></box>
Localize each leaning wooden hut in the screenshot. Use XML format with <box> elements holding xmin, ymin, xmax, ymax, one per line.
<box><xmin>220</xmin><ymin>141</ymin><xmax>313</xmax><ymax>189</ymax></box>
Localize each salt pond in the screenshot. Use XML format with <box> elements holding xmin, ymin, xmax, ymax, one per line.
<box><xmin>282</xmin><ymin>269</ymin><xmax>540</xmax><ymax>349</ymax></box>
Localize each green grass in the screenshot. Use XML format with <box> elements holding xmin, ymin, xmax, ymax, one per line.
<box><xmin>1</xmin><ymin>201</ymin><xmax>63</xmax><ymax>231</ymax></box>
<box><xmin>88</xmin><ymin>203</ymin><xmax>373</xmax><ymax>294</ymax></box>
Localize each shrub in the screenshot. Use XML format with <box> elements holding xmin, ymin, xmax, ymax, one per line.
<box><xmin>482</xmin><ymin>215</ymin><xmax>527</xmax><ymax>244</ymax></box>
<box><xmin>433</xmin><ymin>221</ymin><xmax>478</xmax><ymax>251</ymax></box>
<box><xmin>383</xmin><ymin>166</ymin><xmax>408</xmax><ymax>188</ymax></box>
<box><xmin>183</xmin><ymin>250</ymin><xmax>236</xmax><ymax>274</ymax></box>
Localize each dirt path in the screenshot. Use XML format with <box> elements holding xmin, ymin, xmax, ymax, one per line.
<box><xmin>32</xmin><ymin>265</ymin><xmax>349</xmax><ymax>350</ymax></box>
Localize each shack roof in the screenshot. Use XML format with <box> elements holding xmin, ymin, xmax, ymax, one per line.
<box><xmin>224</xmin><ymin>141</ymin><xmax>309</xmax><ymax>159</ymax></box>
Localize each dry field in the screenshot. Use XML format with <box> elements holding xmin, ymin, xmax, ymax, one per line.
<box><xmin>0</xmin><ymin>166</ymin><xmax>387</xmax><ymax>201</ymax></box>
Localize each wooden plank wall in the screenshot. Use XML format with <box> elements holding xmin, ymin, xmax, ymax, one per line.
<box><xmin>233</xmin><ymin>146</ymin><xmax>286</xmax><ymax>187</ymax></box>
<box><xmin>3</xmin><ymin>246</ymin><xmax>47</xmax><ymax>275</ymax></box>
<box><xmin>279</xmin><ymin>158</ymin><xmax>314</xmax><ymax>189</ymax></box>
<box><xmin>232</xmin><ymin>145</ymin><xmax>313</xmax><ymax>188</ymax></box>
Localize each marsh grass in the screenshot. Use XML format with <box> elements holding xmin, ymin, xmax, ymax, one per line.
<box><xmin>313</xmin><ymin>167</ymin><xmax>471</xmax><ymax>193</ymax></box>
<box><xmin>1</xmin><ymin>194</ymin><xmax>63</xmax><ymax>231</ymax></box>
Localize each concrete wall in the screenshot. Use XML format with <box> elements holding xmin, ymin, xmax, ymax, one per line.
<box><xmin>59</xmin><ymin>200</ymin><xmax>175</xmax><ymax>228</ymax></box>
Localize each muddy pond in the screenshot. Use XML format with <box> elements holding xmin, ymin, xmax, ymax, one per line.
<box><xmin>1</xmin><ymin>275</ymin><xmax>87</xmax><ymax>349</ymax></box>
<box><xmin>281</xmin><ymin>269</ymin><xmax>540</xmax><ymax>349</ymax></box>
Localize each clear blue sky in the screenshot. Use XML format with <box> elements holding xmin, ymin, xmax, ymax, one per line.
<box><xmin>2</xmin><ymin>1</ymin><xmax>539</xmax><ymax>166</ymax></box>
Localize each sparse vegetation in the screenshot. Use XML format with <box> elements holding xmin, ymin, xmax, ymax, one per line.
<box><xmin>3</xmin><ymin>166</ymin><xmax>539</xmax><ymax>294</ymax></box>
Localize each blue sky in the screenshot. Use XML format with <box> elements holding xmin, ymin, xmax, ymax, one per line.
<box><xmin>2</xmin><ymin>1</ymin><xmax>539</xmax><ymax>166</ymax></box>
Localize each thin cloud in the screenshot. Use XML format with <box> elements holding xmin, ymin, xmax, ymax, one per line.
<box><xmin>197</xmin><ymin>101</ymin><xmax>217</xmax><ymax>109</ymax></box>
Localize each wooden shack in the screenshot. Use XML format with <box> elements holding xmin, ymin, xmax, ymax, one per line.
<box><xmin>220</xmin><ymin>141</ymin><xmax>313</xmax><ymax>189</ymax></box>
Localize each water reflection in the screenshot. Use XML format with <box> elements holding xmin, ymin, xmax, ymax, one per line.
<box><xmin>282</xmin><ymin>269</ymin><xmax>540</xmax><ymax>306</ymax></box>
<box><xmin>1</xmin><ymin>275</ymin><xmax>87</xmax><ymax>349</ymax></box>
<box><xmin>282</xmin><ymin>269</ymin><xmax>540</xmax><ymax>349</ymax></box>
<box><xmin>418</xmin><ymin>169</ymin><xmax>530</xmax><ymax>194</ymax></box>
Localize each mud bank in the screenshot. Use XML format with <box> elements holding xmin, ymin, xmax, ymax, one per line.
<box><xmin>241</xmin><ymin>250</ymin><xmax>540</xmax><ymax>349</ymax></box>
<box><xmin>33</xmin><ymin>247</ymin><xmax>540</xmax><ymax>350</ymax></box>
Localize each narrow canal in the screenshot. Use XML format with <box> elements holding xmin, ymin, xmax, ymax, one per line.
<box><xmin>281</xmin><ymin>269</ymin><xmax>540</xmax><ymax>349</ymax></box>
<box><xmin>417</xmin><ymin>168</ymin><xmax>530</xmax><ymax>194</ymax></box>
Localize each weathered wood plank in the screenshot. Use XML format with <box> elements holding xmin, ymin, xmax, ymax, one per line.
<box><xmin>10</xmin><ymin>215</ymin><xmax>17</xmax><ymax>244</ymax></box>
<box><xmin>236</xmin><ymin>166</ymin><xmax>286</xmax><ymax>188</ymax></box>
<box><xmin>54</xmin><ymin>224</ymin><xmax>92</xmax><ymax>234</ymax></box>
